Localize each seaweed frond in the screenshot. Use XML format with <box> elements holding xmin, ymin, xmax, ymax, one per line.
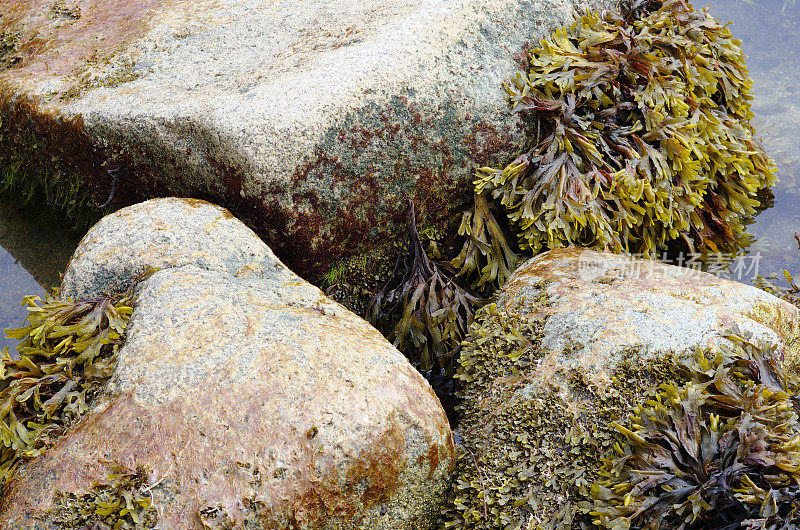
<box><xmin>451</xmin><ymin>193</ymin><xmax>523</xmax><ymax>296</ymax></box>
<box><xmin>589</xmin><ymin>329</ymin><xmax>800</xmax><ymax>529</ymax></box>
<box><xmin>50</xmin><ymin>464</ymin><xmax>157</xmax><ymax>529</ymax></box>
<box><xmin>367</xmin><ymin>201</ymin><xmax>486</xmax><ymax>376</ymax></box>
<box><xmin>0</xmin><ymin>288</ymin><xmax>134</xmax><ymax>487</ymax></box>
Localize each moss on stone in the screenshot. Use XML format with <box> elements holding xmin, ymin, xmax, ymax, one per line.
<box><xmin>0</xmin><ymin>90</ymin><xmax>110</xmax><ymax>229</ymax></box>
<box><xmin>441</xmin><ymin>302</ymin><xmax>684</xmax><ymax>528</ymax></box>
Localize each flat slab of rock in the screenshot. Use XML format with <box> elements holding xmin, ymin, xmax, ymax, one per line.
<box><xmin>1</xmin><ymin>0</ymin><xmax>606</xmax><ymax>277</ymax></box>
<box><xmin>0</xmin><ymin>198</ymin><xmax>454</xmax><ymax>529</ymax></box>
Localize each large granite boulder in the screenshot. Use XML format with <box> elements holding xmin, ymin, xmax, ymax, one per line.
<box><xmin>445</xmin><ymin>247</ymin><xmax>800</xmax><ymax>528</ymax></box>
<box><xmin>0</xmin><ymin>198</ymin><xmax>454</xmax><ymax>529</ymax></box>
<box><xmin>0</xmin><ymin>0</ymin><xmax>608</xmax><ymax>278</ymax></box>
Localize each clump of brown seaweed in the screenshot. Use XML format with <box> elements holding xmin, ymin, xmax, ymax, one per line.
<box><xmin>367</xmin><ymin>201</ymin><xmax>485</xmax><ymax>377</ymax></box>
<box><xmin>589</xmin><ymin>331</ymin><xmax>800</xmax><ymax>529</ymax></box>
<box><xmin>452</xmin><ymin>193</ymin><xmax>523</xmax><ymax>296</ymax></box>
<box><xmin>50</xmin><ymin>465</ymin><xmax>157</xmax><ymax>529</ymax></box>
<box><xmin>455</xmin><ymin>0</ymin><xmax>775</xmax><ymax>294</ymax></box>
<box><xmin>0</xmin><ymin>289</ymin><xmax>133</xmax><ymax>487</ymax></box>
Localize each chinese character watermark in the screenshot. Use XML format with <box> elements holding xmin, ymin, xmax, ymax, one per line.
<box><xmin>577</xmin><ymin>250</ymin><xmax>762</xmax><ymax>282</ymax></box>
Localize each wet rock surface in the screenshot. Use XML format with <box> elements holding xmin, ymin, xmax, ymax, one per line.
<box><xmin>60</xmin><ymin>196</ymin><xmax>284</xmax><ymax>300</ymax></box>
<box><xmin>0</xmin><ymin>0</ymin><xmax>608</xmax><ymax>278</ymax></box>
<box><xmin>447</xmin><ymin>247</ymin><xmax>800</xmax><ymax>526</ymax></box>
<box><xmin>499</xmin><ymin>248</ymin><xmax>800</xmax><ymax>370</ymax></box>
<box><xmin>0</xmin><ymin>198</ymin><xmax>454</xmax><ymax>529</ymax></box>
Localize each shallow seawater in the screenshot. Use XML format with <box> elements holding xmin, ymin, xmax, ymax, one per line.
<box><xmin>0</xmin><ymin>197</ymin><xmax>83</xmax><ymax>351</ymax></box>
<box><xmin>703</xmin><ymin>0</ymin><xmax>800</xmax><ymax>283</ymax></box>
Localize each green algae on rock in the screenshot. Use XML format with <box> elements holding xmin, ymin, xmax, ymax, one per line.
<box><xmin>0</xmin><ymin>288</ymin><xmax>133</xmax><ymax>487</ymax></box>
<box><xmin>455</xmin><ymin>0</ymin><xmax>776</xmax><ymax>295</ymax></box>
<box><xmin>589</xmin><ymin>331</ymin><xmax>800</xmax><ymax>529</ymax></box>
<box><xmin>442</xmin><ymin>248</ymin><xmax>800</xmax><ymax>528</ymax></box>
<box><xmin>0</xmin><ymin>90</ymin><xmax>112</xmax><ymax>229</ymax></box>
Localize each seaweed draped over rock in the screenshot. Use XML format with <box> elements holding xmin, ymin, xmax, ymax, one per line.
<box><xmin>589</xmin><ymin>332</ymin><xmax>800</xmax><ymax>529</ymax></box>
<box><xmin>442</xmin><ymin>298</ymin><xmax>800</xmax><ymax>529</ymax></box>
<box><xmin>440</xmin><ymin>301</ymin><xmax>682</xmax><ymax>529</ymax></box>
<box><xmin>0</xmin><ymin>288</ymin><xmax>134</xmax><ymax>487</ymax></box>
<box><xmin>455</xmin><ymin>0</ymin><xmax>775</xmax><ymax>295</ymax></box>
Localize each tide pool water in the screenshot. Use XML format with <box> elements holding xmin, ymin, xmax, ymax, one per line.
<box><xmin>705</xmin><ymin>0</ymin><xmax>800</xmax><ymax>281</ymax></box>
<box><xmin>0</xmin><ymin>197</ymin><xmax>82</xmax><ymax>351</ymax></box>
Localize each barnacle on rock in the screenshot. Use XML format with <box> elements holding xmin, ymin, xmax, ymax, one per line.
<box><xmin>50</xmin><ymin>465</ymin><xmax>157</xmax><ymax>529</ymax></box>
<box><xmin>367</xmin><ymin>201</ymin><xmax>485</xmax><ymax>377</ymax></box>
<box><xmin>0</xmin><ymin>31</ymin><xmax>21</xmax><ymax>71</ymax></box>
<box><xmin>589</xmin><ymin>330</ymin><xmax>800</xmax><ymax>529</ymax></box>
<box><xmin>455</xmin><ymin>0</ymin><xmax>775</xmax><ymax>294</ymax></box>
<box><xmin>0</xmin><ymin>287</ymin><xmax>134</xmax><ymax>487</ymax></box>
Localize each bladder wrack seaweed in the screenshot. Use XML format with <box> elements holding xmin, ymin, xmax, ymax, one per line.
<box><xmin>455</xmin><ymin>0</ymin><xmax>776</xmax><ymax>295</ymax></box>
<box><xmin>0</xmin><ymin>287</ymin><xmax>134</xmax><ymax>488</ymax></box>
<box><xmin>367</xmin><ymin>201</ymin><xmax>485</xmax><ymax>377</ymax></box>
<box><xmin>589</xmin><ymin>331</ymin><xmax>800</xmax><ymax>529</ymax></box>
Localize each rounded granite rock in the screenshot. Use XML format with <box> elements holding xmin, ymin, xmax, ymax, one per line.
<box><xmin>60</xmin><ymin>197</ymin><xmax>286</xmax><ymax>300</ymax></box>
<box><xmin>447</xmin><ymin>247</ymin><xmax>800</xmax><ymax>527</ymax></box>
<box><xmin>497</xmin><ymin>247</ymin><xmax>800</xmax><ymax>370</ymax></box>
<box><xmin>1</xmin><ymin>199</ymin><xmax>454</xmax><ymax>529</ymax></box>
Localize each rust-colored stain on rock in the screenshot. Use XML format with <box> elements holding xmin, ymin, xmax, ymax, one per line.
<box><xmin>0</xmin><ymin>384</ymin><xmax>436</xmax><ymax>527</ymax></box>
<box><xmin>0</xmin><ymin>0</ymin><xmax>170</xmax><ymax>99</ymax></box>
